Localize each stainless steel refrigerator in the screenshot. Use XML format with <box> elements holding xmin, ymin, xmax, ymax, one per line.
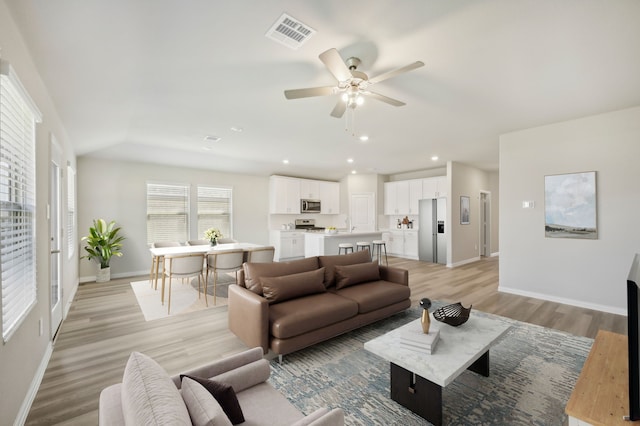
<box><xmin>418</xmin><ymin>198</ymin><xmax>447</xmax><ymax>264</ymax></box>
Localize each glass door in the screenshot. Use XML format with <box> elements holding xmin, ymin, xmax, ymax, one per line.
<box><xmin>50</xmin><ymin>138</ymin><xmax>63</xmax><ymax>337</ymax></box>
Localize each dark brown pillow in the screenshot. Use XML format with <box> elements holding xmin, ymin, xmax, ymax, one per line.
<box><xmin>261</xmin><ymin>268</ymin><xmax>326</xmax><ymax>304</ymax></box>
<box><xmin>243</xmin><ymin>257</ymin><xmax>319</xmax><ymax>295</ymax></box>
<box><xmin>334</xmin><ymin>261</ymin><xmax>381</xmax><ymax>289</ymax></box>
<box><xmin>180</xmin><ymin>374</ymin><xmax>244</xmax><ymax>424</ymax></box>
<box><xmin>318</xmin><ymin>250</ymin><xmax>372</xmax><ymax>287</ymax></box>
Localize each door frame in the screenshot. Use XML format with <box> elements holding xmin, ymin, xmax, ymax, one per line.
<box><xmin>479</xmin><ymin>191</ymin><xmax>491</xmax><ymax>257</ymax></box>
<box><xmin>50</xmin><ymin>135</ymin><xmax>63</xmax><ymax>338</ymax></box>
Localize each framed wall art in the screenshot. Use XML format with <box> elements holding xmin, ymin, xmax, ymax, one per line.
<box><xmin>544</xmin><ymin>171</ymin><xmax>597</xmax><ymax>239</ymax></box>
<box><xmin>460</xmin><ymin>196</ymin><xmax>470</xmax><ymax>225</ymax></box>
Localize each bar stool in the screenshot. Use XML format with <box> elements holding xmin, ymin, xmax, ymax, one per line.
<box><xmin>356</xmin><ymin>242</ymin><xmax>371</xmax><ymax>260</ymax></box>
<box><xmin>372</xmin><ymin>240</ymin><xmax>388</xmax><ymax>266</ymax></box>
<box><xmin>338</xmin><ymin>243</ymin><xmax>354</xmax><ymax>255</ymax></box>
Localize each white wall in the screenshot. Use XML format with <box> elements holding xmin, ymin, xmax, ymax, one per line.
<box><xmin>0</xmin><ymin>2</ymin><xmax>78</xmax><ymax>423</ymax></box>
<box><xmin>77</xmin><ymin>157</ymin><xmax>269</xmax><ymax>281</ymax></box>
<box><xmin>499</xmin><ymin>106</ymin><xmax>640</xmax><ymax>314</ymax></box>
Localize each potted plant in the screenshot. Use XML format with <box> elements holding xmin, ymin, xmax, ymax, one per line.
<box><xmin>82</xmin><ymin>219</ymin><xmax>125</xmax><ymax>282</ymax></box>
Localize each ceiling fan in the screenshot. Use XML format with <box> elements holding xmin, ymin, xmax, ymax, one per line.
<box><xmin>284</xmin><ymin>48</ymin><xmax>424</xmax><ymax>118</ymax></box>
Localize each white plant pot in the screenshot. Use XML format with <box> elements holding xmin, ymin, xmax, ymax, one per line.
<box><xmin>96</xmin><ymin>266</ymin><xmax>111</xmax><ymax>283</ymax></box>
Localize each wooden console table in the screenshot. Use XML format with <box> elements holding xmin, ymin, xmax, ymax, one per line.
<box><xmin>565</xmin><ymin>330</ymin><xmax>640</xmax><ymax>425</ymax></box>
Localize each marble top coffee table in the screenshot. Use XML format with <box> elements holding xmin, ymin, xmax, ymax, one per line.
<box><xmin>364</xmin><ymin>313</ymin><xmax>510</xmax><ymax>425</ymax></box>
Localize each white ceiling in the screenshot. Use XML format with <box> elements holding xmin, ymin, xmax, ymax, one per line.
<box><xmin>6</xmin><ymin>0</ymin><xmax>640</xmax><ymax>181</ymax></box>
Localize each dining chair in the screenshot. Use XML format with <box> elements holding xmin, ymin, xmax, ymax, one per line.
<box><xmin>150</xmin><ymin>242</ymin><xmax>182</xmax><ymax>289</ymax></box>
<box><xmin>246</xmin><ymin>246</ymin><xmax>275</xmax><ymax>263</ymax></box>
<box><xmin>206</xmin><ymin>249</ymin><xmax>244</xmax><ymax>305</ymax></box>
<box><xmin>187</xmin><ymin>239</ymin><xmax>209</xmax><ymax>246</ymax></box>
<box><xmin>161</xmin><ymin>252</ymin><xmax>206</xmax><ymax>315</ymax></box>
<box><xmin>217</xmin><ymin>237</ymin><xmax>238</xmax><ymax>244</ymax></box>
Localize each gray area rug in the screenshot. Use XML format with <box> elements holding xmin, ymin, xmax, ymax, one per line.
<box><xmin>268</xmin><ymin>303</ymin><xmax>593</xmax><ymax>425</ymax></box>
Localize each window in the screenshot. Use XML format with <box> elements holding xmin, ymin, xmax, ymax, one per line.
<box><xmin>0</xmin><ymin>61</ymin><xmax>42</xmax><ymax>342</ymax></box>
<box><xmin>67</xmin><ymin>165</ymin><xmax>76</xmax><ymax>259</ymax></box>
<box><xmin>146</xmin><ymin>183</ymin><xmax>189</xmax><ymax>245</ymax></box>
<box><xmin>197</xmin><ymin>186</ymin><xmax>232</xmax><ymax>239</ymax></box>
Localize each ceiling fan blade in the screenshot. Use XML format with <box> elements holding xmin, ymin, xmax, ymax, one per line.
<box><xmin>319</xmin><ymin>48</ymin><xmax>352</xmax><ymax>82</ymax></box>
<box><xmin>284</xmin><ymin>86</ymin><xmax>336</xmax><ymax>99</ymax></box>
<box><xmin>367</xmin><ymin>61</ymin><xmax>424</xmax><ymax>85</ymax></box>
<box><xmin>363</xmin><ymin>91</ymin><xmax>406</xmax><ymax>107</ymax></box>
<box><xmin>330</xmin><ymin>99</ymin><xmax>347</xmax><ymax>118</ymax></box>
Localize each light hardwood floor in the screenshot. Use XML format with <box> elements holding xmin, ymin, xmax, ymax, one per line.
<box><xmin>25</xmin><ymin>256</ymin><xmax>626</xmax><ymax>425</ymax></box>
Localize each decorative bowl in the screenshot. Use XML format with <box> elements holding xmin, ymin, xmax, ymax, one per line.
<box><xmin>433</xmin><ymin>302</ymin><xmax>472</xmax><ymax>326</ymax></box>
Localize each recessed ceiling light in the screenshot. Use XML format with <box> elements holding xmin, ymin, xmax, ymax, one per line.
<box><xmin>230</xmin><ymin>126</ymin><xmax>243</xmax><ymax>132</ymax></box>
<box><xmin>282</xmin><ymin>159</ymin><xmax>289</xmax><ymax>164</ymax></box>
<box><xmin>347</xmin><ymin>158</ymin><xmax>354</xmax><ymax>163</ymax></box>
<box><xmin>351</xmin><ymin>170</ymin><xmax>357</xmax><ymax>174</ymax></box>
<box><xmin>204</xmin><ymin>135</ymin><xmax>221</xmax><ymax>142</ymax></box>
<box><xmin>431</xmin><ymin>155</ymin><xmax>439</xmax><ymax>161</ymax></box>
<box><xmin>203</xmin><ymin>146</ymin><xmax>213</xmax><ymax>151</ymax></box>
<box><xmin>359</xmin><ymin>135</ymin><xmax>369</xmax><ymax>142</ymax></box>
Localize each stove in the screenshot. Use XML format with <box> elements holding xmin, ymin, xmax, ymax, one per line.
<box><xmin>295</xmin><ymin>218</ymin><xmax>325</xmax><ymax>232</ymax></box>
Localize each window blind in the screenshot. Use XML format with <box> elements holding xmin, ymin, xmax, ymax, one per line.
<box><xmin>0</xmin><ymin>61</ymin><xmax>41</xmax><ymax>342</ymax></box>
<box><xmin>146</xmin><ymin>183</ymin><xmax>189</xmax><ymax>245</ymax></box>
<box><xmin>67</xmin><ymin>165</ymin><xmax>76</xmax><ymax>259</ymax></box>
<box><xmin>197</xmin><ymin>186</ymin><xmax>232</xmax><ymax>239</ymax></box>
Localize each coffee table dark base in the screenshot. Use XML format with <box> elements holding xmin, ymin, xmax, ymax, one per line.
<box><xmin>390</xmin><ymin>351</ymin><xmax>490</xmax><ymax>426</ymax></box>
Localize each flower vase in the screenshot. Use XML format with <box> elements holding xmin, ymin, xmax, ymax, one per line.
<box><xmin>210</xmin><ymin>239</ymin><xmax>217</xmax><ymax>247</ymax></box>
<box><xmin>421</xmin><ymin>309</ymin><xmax>431</xmax><ymax>334</ymax></box>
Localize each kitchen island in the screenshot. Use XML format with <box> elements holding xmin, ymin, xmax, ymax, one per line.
<box><xmin>304</xmin><ymin>231</ymin><xmax>383</xmax><ymax>257</ymax></box>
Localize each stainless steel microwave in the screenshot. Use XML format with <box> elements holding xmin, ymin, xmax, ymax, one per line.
<box><xmin>301</xmin><ymin>199</ymin><xmax>321</xmax><ymax>213</ymax></box>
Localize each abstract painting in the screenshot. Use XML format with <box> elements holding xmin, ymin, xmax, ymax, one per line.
<box><xmin>544</xmin><ymin>171</ymin><xmax>597</xmax><ymax>239</ymax></box>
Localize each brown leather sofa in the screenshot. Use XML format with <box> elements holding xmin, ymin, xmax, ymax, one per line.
<box><xmin>228</xmin><ymin>250</ymin><xmax>411</xmax><ymax>359</ymax></box>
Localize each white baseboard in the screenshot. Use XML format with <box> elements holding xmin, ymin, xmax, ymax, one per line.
<box><xmin>14</xmin><ymin>342</ymin><xmax>53</xmax><ymax>426</ymax></box>
<box><xmin>499</xmin><ymin>285</ymin><xmax>626</xmax><ymax>316</ymax></box>
<box><xmin>79</xmin><ymin>270</ymin><xmax>149</xmax><ymax>284</ymax></box>
<box><xmin>448</xmin><ymin>256</ymin><xmax>481</xmax><ymax>268</ymax></box>
<box><xmin>64</xmin><ymin>280</ymin><xmax>79</xmax><ymax>318</ymax></box>
<box><xmin>490</xmin><ymin>251</ymin><xmax>500</xmax><ymax>257</ymax></box>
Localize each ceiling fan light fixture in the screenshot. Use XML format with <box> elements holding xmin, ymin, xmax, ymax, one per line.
<box><xmin>355</xmin><ymin>95</ymin><xmax>364</xmax><ymax>106</ymax></box>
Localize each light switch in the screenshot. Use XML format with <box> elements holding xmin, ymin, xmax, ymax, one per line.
<box><xmin>522</xmin><ymin>201</ymin><xmax>535</xmax><ymax>209</ymax></box>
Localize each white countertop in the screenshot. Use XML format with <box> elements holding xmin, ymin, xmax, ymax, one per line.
<box><xmin>304</xmin><ymin>231</ymin><xmax>383</xmax><ymax>238</ymax></box>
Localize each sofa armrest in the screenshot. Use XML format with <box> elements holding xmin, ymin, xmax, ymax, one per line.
<box><xmin>172</xmin><ymin>347</ymin><xmax>264</xmax><ymax>388</ymax></box>
<box><xmin>378</xmin><ymin>265</ymin><xmax>408</xmax><ymax>286</ymax></box>
<box><xmin>290</xmin><ymin>408</ymin><xmax>344</xmax><ymax>426</ymax></box>
<box><xmin>228</xmin><ymin>284</ymin><xmax>270</xmax><ymax>353</ymax></box>
<box><xmin>98</xmin><ymin>383</ymin><xmax>125</xmax><ymax>426</ymax></box>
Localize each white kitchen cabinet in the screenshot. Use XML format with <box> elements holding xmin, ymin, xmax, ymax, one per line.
<box><xmin>269</xmin><ymin>176</ymin><xmax>300</xmax><ymax>214</ymax></box>
<box><xmin>271</xmin><ymin>231</ymin><xmax>305</xmax><ymax>261</ymax></box>
<box><xmin>299</xmin><ymin>179</ymin><xmax>320</xmax><ymax>199</ymax></box>
<box><xmin>319</xmin><ymin>181</ymin><xmax>340</xmax><ymax>214</ymax></box>
<box><xmin>384</xmin><ymin>179</ymin><xmax>422</xmax><ymax>215</ymax></box>
<box><xmin>422</xmin><ymin>176</ymin><xmax>447</xmax><ymax>199</ymax></box>
<box><xmin>386</xmin><ymin>229</ymin><xmax>418</xmax><ymax>259</ymax></box>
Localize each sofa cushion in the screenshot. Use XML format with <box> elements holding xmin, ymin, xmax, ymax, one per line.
<box><xmin>261</xmin><ymin>268</ymin><xmax>326</xmax><ymax>304</ymax></box>
<box><xmin>243</xmin><ymin>257</ymin><xmax>319</xmax><ymax>295</ymax></box>
<box><xmin>318</xmin><ymin>250</ymin><xmax>371</xmax><ymax>287</ymax></box>
<box><xmin>269</xmin><ymin>292</ymin><xmax>359</xmax><ymax>339</ymax></box>
<box><xmin>121</xmin><ymin>351</ymin><xmax>191</xmax><ymax>426</ymax></box>
<box><xmin>332</xmin><ymin>280</ymin><xmax>411</xmax><ymax>314</ymax></box>
<box><xmin>181</xmin><ymin>377</ymin><xmax>232</xmax><ymax>426</ymax></box>
<box><xmin>180</xmin><ymin>375</ymin><xmax>244</xmax><ymax>424</ymax></box>
<box><xmin>334</xmin><ymin>261</ymin><xmax>380</xmax><ymax>289</ymax></box>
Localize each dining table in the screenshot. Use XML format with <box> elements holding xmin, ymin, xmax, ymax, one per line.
<box><xmin>148</xmin><ymin>242</ymin><xmax>265</xmax><ymax>291</ymax></box>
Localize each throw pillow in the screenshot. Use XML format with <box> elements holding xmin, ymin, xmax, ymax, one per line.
<box><xmin>181</xmin><ymin>377</ymin><xmax>232</xmax><ymax>426</ymax></box>
<box><xmin>242</xmin><ymin>256</ymin><xmax>319</xmax><ymax>295</ymax></box>
<box><xmin>121</xmin><ymin>352</ymin><xmax>191</xmax><ymax>426</ymax></box>
<box><xmin>318</xmin><ymin>250</ymin><xmax>372</xmax><ymax>287</ymax></box>
<box><xmin>180</xmin><ymin>375</ymin><xmax>245</xmax><ymax>425</ymax></box>
<box><xmin>334</xmin><ymin>261</ymin><xmax>380</xmax><ymax>289</ymax></box>
<box><xmin>261</xmin><ymin>268</ymin><xmax>326</xmax><ymax>304</ymax></box>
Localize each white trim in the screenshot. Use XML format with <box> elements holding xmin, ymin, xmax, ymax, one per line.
<box><xmin>79</xmin><ymin>269</ymin><xmax>149</xmax><ymax>283</ymax></box>
<box><xmin>499</xmin><ymin>285</ymin><xmax>626</xmax><ymax>316</ymax></box>
<box><xmin>490</xmin><ymin>251</ymin><xmax>500</xmax><ymax>257</ymax></box>
<box><xmin>0</xmin><ymin>60</ymin><xmax>42</xmax><ymax>122</ymax></box>
<box><xmin>448</xmin><ymin>256</ymin><xmax>481</xmax><ymax>268</ymax></box>
<box><xmin>14</xmin><ymin>342</ymin><xmax>53</xmax><ymax>426</ymax></box>
<box><xmin>63</xmin><ymin>280</ymin><xmax>79</xmax><ymax>318</ymax></box>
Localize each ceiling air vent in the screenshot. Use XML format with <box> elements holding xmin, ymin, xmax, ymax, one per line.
<box><xmin>265</xmin><ymin>13</ymin><xmax>316</xmax><ymax>50</ymax></box>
